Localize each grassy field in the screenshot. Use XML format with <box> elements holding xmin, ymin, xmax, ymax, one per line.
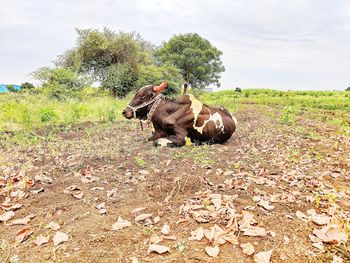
<box><xmin>1</xmin><ymin>88</ymin><xmax>349</xmax><ymax>146</ymax></box>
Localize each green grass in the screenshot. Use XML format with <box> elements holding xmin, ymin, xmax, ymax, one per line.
<box><xmin>1</xmin><ymin>88</ymin><xmax>349</xmax><ymax>146</ymax></box>
<box><xmin>0</xmin><ymin>89</ymin><xmax>129</xmax><ymax>133</ymax></box>
<box><xmin>200</xmin><ymin>89</ymin><xmax>350</xmax><ymax>112</ymax></box>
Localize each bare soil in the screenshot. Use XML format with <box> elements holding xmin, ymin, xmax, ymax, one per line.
<box><xmin>1</xmin><ymin>106</ymin><xmax>350</xmax><ymax>262</ymax></box>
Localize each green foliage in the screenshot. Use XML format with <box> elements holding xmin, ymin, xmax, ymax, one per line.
<box><xmin>33</xmin><ymin>67</ymin><xmax>91</xmax><ymax>100</ymax></box>
<box><xmin>346</xmin><ymin>87</ymin><xmax>350</xmax><ymax>91</ymax></box>
<box><xmin>6</xmin><ymin>85</ymin><xmax>17</xmax><ymax>92</ymax></box>
<box><xmin>21</xmin><ymin>82</ymin><xmax>35</xmax><ymax>90</ymax></box>
<box><xmin>157</xmin><ymin>33</ymin><xmax>225</xmax><ymax>89</ymax></box>
<box><xmin>280</xmin><ymin>106</ymin><xmax>296</xmax><ymax>125</ymax></box>
<box><xmin>102</xmin><ymin>63</ymin><xmax>137</xmax><ymax>97</ymax></box>
<box><xmin>57</xmin><ymin>28</ymin><xmax>154</xmax><ymax>97</ymax></box>
<box><xmin>136</xmin><ymin>64</ymin><xmax>183</xmax><ymax>95</ymax></box>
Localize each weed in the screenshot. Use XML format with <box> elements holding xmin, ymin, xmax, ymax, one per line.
<box><xmin>135</xmin><ymin>157</ymin><xmax>146</xmax><ymax>167</ymax></box>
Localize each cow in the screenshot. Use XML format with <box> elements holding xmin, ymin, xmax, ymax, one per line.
<box><xmin>122</xmin><ymin>82</ymin><xmax>237</xmax><ymax>147</ymax></box>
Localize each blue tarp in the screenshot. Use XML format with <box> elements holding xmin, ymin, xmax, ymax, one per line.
<box><xmin>0</xmin><ymin>84</ymin><xmax>22</xmax><ymax>93</ymax></box>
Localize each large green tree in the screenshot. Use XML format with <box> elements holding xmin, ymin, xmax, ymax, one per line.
<box><xmin>56</xmin><ymin>28</ymin><xmax>154</xmax><ymax>96</ymax></box>
<box><xmin>157</xmin><ymin>33</ymin><xmax>225</xmax><ymax>91</ymax></box>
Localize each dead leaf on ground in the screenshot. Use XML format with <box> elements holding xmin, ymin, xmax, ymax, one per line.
<box><xmin>7</xmin><ymin>214</ymin><xmax>35</xmax><ymax>225</ymax></box>
<box><xmin>0</xmin><ymin>211</ymin><xmax>15</xmax><ymax>222</ymax></box>
<box><xmin>312</xmin><ymin>225</ymin><xmax>348</xmax><ymax>244</ymax></box>
<box><xmin>254</xmin><ymin>249</ymin><xmax>273</xmax><ymax>263</ymax></box>
<box><xmin>72</xmin><ymin>190</ymin><xmax>84</xmax><ymax>199</ymax></box>
<box><xmin>161</xmin><ymin>224</ymin><xmax>170</xmax><ymax>235</ymax></box>
<box><xmin>189</xmin><ymin>227</ymin><xmax>204</xmax><ymax>241</ymax></box>
<box><xmin>240</xmin><ymin>243</ymin><xmax>255</xmax><ymax>256</ymax></box>
<box><xmin>53</xmin><ymin>231</ymin><xmax>69</xmax><ymax>246</ymax></box>
<box><xmin>295</xmin><ymin>210</ymin><xmax>309</xmax><ymax>221</ymax></box>
<box><xmin>147</xmin><ymin>244</ymin><xmax>170</xmax><ymax>254</ymax></box>
<box><xmin>135</xmin><ymin>213</ymin><xmax>153</xmax><ymax>222</ymax></box>
<box><xmin>112</xmin><ymin>216</ymin><xmax>131</xmax><ymax>230</ymax></box>
<box><xmin>258</xmin><ymin>200</ymin><xmax>274</xmax><ymax>211</ymax></box>
<box><xmin>46</xmin><ymin>221</ymin><xmax>60</xmax><ymax>230</ymax></box>
<box><xmin>34</xmin><ymin>235</ymin><xmax>50</xmax><ymax>246</ymax></box>
<box><xmin>242</xmin><ymin>226</ymin><xmax>267</xmax><ymax>237</ymax></box>
<box><xmin>311</xmin><ymin>214</ymin><xmax>331</xmax><ymax>226</ymax></box>
<box><xmin>14</xmin><ymin>228</ymin><xmax>33</xmax><ymax>244</ymax></box>
<box><xmin>205</xmin><ymin>246</ymin><xmax>220</xmax><ymax>257</ymax></box>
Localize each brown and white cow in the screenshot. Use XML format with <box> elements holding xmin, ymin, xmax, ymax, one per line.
<box><xmin>122</xmin><ymin>82</ymin><xmax>237</xmax><ymax>147</ymax></box>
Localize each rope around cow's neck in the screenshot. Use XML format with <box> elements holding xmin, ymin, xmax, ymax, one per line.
<box><xmin>126</xmin><ymin>94</ymin><xmax>163</xmax><ymax>130</ymax></box>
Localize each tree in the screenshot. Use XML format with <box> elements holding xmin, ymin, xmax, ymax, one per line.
<box><xmin>56</xmin><ymin>28</ymin><xmax>154</xmax><ymax>96</ymax></box>
<box><xmin>346</xmin><ymin>87</ymin><xmax>350</xmax><ymax>91</ymax></box>
<box><xmin>6</xmin><ymin>84</ymin><xmax>17</xmax><ymax>92</ymax></box>
<box><xmin>21</xmin><ymin>82</ymin><xmax>35</xmax><ymax>90</ymax></box>
<box><xmin>157</xmin><ymin>33</ymin><xmax>225</xmax><ymax>92</ymax></box>
<box><xmin>33</xmin><ymin>67</ymin><xmax>92</xmax><ymax>99</ymax></box>
<box><xmin>136</xmin><ymin>64</ymin><xmax>183</xmax><ymax>95</ymax></box>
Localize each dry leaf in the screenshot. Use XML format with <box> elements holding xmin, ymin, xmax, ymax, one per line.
<box><xmin>112</xmin><ymin>216</ymin><xmax>131</xmax><ymax>230</ymax></box>
<box><xmin>222</xmin><ymin>231</ymin><xmax>238</xmax><ymax>245</ymax></box>
<box><xmin>72</xmin><ymin>190</ymin><xmax>84</xmax><ymax>199</ymax></box>
<box><xmin>312</xmin><ymin>242</ymin><xmax>324</xmax><ymax>250</ymax></box>
<box><xmin>332</xmin><ymin>255</ymin><xmax>344</xmax><ymax>263</ymax></box>
<box><xmin>242</xmin><ymin>226</ymin><xmax>267</xmax><ymax>237</ymax></box>
<box><xmin>205</xmin><ymin>246</ymin><xmax>220</xmax><ymax>257</ymax></box>
<box><xmin>254</xmin><ymin>249</ymin><xmax>273</xmax><ymax>263</ymax></box>
<box><xmin>96</xmin><ymin>202</ymin><xmax>106</xmax><ymax>210</ymax></box>
<box><xmin>189</xmin><ymin>227</ymin><xmax>204</xmax><ymax>241</ymax></box>
<box><xmin>153</xmin><ymin>216</ymin><xmax>160</xmax><ymax>224</ymax></box>
<box><xmin>258</xmin><ymin>200</ymin><xmax>274</xmax><ymax>211</ymax></box>
<box><xmin>0</xmin><ymin>211</ymin><xmax>15</xmax><ymax>222</ymax></box>
<box><xmin>53</xmin><ymin>231</ymin><xmax>69</xmax><ymax>245</ymax></box>
<box><xmin>34</xmin><ymin>235</ymin><xmax>50</xmax><ymax>246</ymax></box>
<box><xmin>313</xmin><ymin>225</ymin><xmax>348</xmax><ymax>244</ymax></box>
<box><xmin>130</xmin><ymin>257</ymin><xmax>140</xmax><ymax>263</ymax></box>
<box><xmin>240</xmin><ymin>243</ymin><xmax>255</xmax><ymax>256</ymax></box>
<box><xmin>46</xmin><ymin>221</ymin><xmax>60</xmax><ymax>230</ymax></box>
<box><xmin>14</xmin><ymin>228</ymin><xmax>33</xmax><ymax>244</ymax></box>
<box><xmin>135</xmin><ymin>213</ymin><xmax>153</xmax><ymax>222</ymax></box>
<box><xmin>161</xmin><ymin>224</ymin><xmax>170</xmax><ymax>235</ymax></box>
<box><xmin>132</xmin><ymin>207</ymin><xmax>146</xmax><ymax>214</ymax></box>
<box><xmin>296</xmin><ymin>211</ymin><xmax>309</xmax><ymax>221</ymax></box>
<box><xmin>311</xmin><ymin>214</ymin><xmax>331</xmax><ymax>226</ymax></box>
<box><xmin>8</xmin><ymin>214</ymin><xmax>35</xmax><ymax>225</ymax></box>
<box><xmin>147</xmin><ymin>244</ymin><xmax>170</xmax><ymax>254</ymax></box>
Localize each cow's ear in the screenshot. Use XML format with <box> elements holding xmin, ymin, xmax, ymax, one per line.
<box><xmin>153</xmin><ymin>82</ymin><xmax>167</xmax><ymax>93</ymax></box>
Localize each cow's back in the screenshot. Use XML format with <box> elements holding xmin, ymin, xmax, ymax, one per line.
<box><xmin>183</xmin><ymin>94</ymin><xmax>236</xmax><ymax>144</ymax></box>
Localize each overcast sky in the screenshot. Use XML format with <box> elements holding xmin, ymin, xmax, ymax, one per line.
<box><xmin>1</xmin><ymin>0</ymin><xmax>350</xmax><ymax>90</ymax></box>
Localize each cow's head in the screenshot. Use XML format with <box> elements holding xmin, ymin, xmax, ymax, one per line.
<box><xmin>122</xmin><ymin>82</ymin><xmax>167</xmax><ymax>120</ymax></box>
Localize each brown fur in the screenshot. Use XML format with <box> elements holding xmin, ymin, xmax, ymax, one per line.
<box><xmin>122</xmin><ymin>85</ymin><xmax>236</xmax><ymax>147</ymax></box>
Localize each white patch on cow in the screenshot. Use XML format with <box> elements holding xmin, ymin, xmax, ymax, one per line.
<box><xmin>188</xmin><ymin>94</ymin><xmax>203</xmax><ymax>129</ymax></box>
<box><xmin>157</xmin><ymin>138</ymin><xmax>172</xmax><ymax>147</ymax></box>
<box><xmin>196</xmin><ymin>110</ymin><xmax>225</xmax><ymax>134</ymax></box>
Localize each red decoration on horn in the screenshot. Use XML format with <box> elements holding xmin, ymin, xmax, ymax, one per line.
<box><xmin>153</xmin><ymin>82</ymin><xmax>167</xmax><ymax>93</ymax></box>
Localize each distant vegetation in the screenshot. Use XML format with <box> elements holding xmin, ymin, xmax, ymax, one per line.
<box><xmin>1</xmin><ymin>89</ymin><xmax>349</xmax><ymax>144</ymax></box>
<box><xmin>31</xmin><ymin>28</ymin><xmax>225</xmax><ymax>98</ymax></box>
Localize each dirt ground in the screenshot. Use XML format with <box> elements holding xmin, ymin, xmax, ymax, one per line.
<box><xmin>1</xmin><ymin>105</ymin><xmax>349</xmax><ymax>263</ymax></box>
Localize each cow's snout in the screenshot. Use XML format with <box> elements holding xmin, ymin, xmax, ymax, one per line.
<box><xmin>122</xmin><ymin>108</ymin><xmax>133</xmax><ymax>119</ymax></box>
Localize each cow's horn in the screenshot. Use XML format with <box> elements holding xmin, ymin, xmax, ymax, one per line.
<box><xmin>153</xmin><ymin>82</ymin><xmax>167</xmax><ymax>93</ymax></box>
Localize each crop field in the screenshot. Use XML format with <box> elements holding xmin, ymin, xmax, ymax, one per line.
<box><xmin>1</xmin><ymin>89</ymin><xmax>350</xmax><ymax>262</ymax></box>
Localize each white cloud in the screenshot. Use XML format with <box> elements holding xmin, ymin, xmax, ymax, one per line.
<box><xmin>0</xmin><ymin>0</ymin><xmax>349</xmax><ymax>90</ymax></box>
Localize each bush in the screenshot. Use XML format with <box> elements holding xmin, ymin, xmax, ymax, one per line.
<box><xmin>33</xmin><ymin>67</ymin><xmax>92</xmax><ymax>100</ymax></box>
<box><xmin>21</xmin><ymin>82</ymin><xmax>35</xmax><ymax>90</ymax></box>
<box><xmin>101</xmin><ymin>64</ymin><xmax>137</xmax><ymax>97</ymax></box>
<box><xmin>7</xmin><ymin>85</ymin><xmax>17</xmax><ymax>92</ymax></box>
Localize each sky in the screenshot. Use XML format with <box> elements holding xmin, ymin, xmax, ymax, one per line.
<box><xmin>1</xmin><ymin>0</ymin><xmax>350</xmax><ymax>91</ymax></box>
